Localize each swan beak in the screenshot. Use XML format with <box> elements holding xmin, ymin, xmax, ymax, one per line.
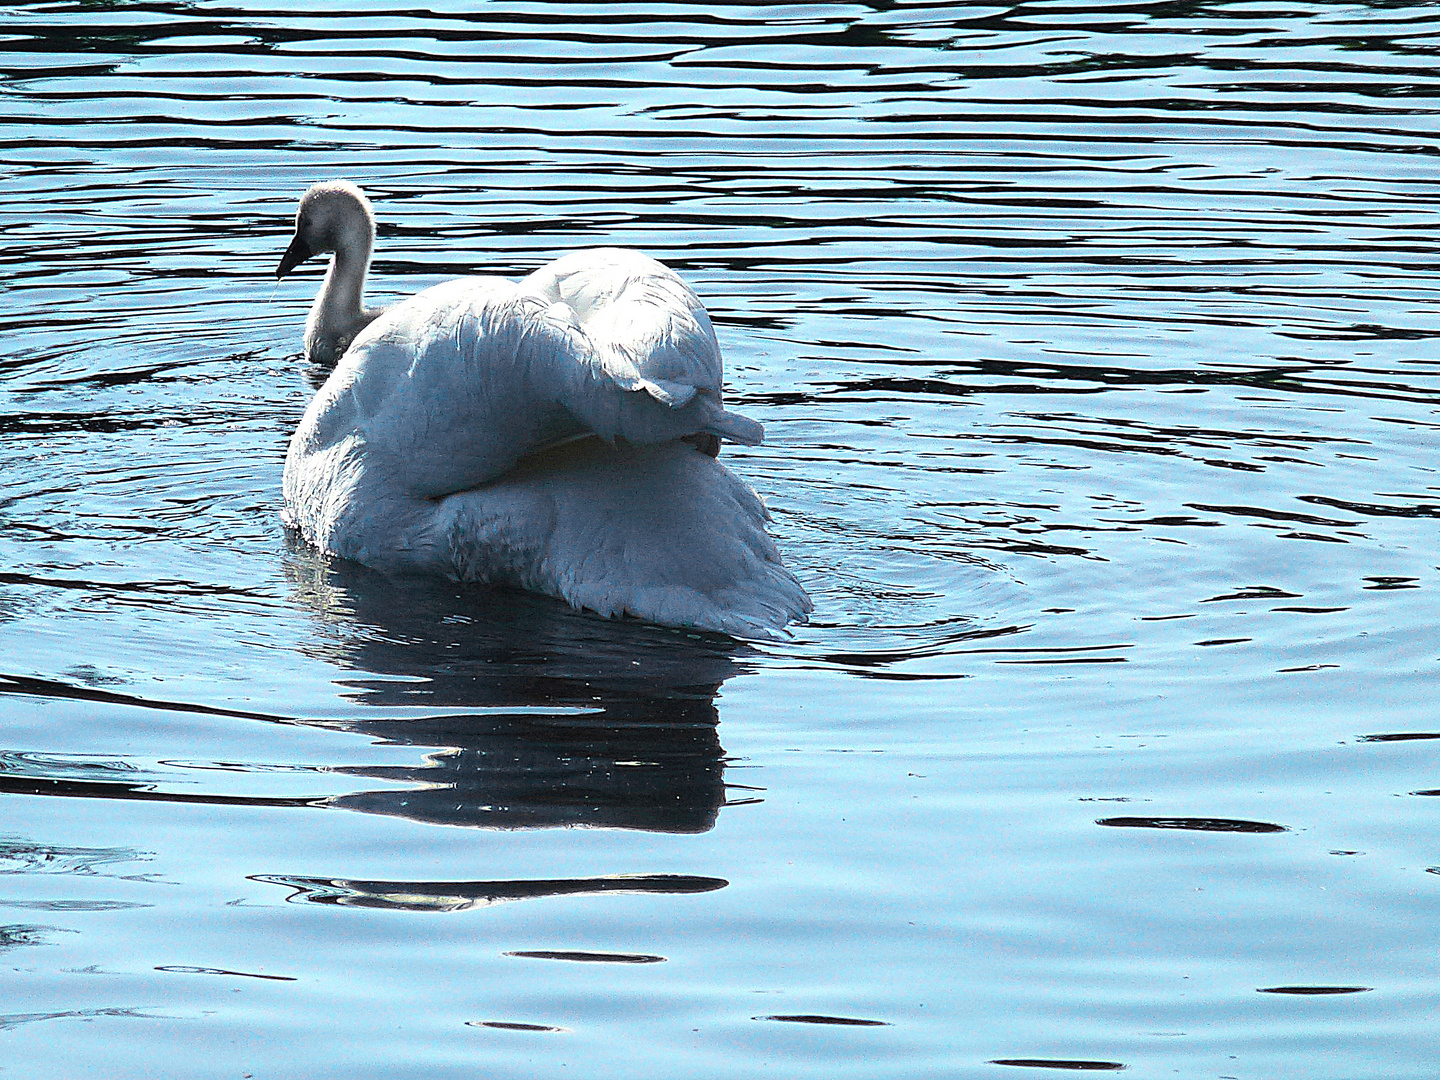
<box><xmin>276</xmin><ymin>233</ymin><xmax>315</xmax><ymax>279</ymax></box>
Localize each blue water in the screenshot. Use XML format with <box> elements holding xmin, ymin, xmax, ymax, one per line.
<box><xmin>2</xmin><ymin>2</ymin><xmax>1439</xmax><ymax>1076</ymax></box>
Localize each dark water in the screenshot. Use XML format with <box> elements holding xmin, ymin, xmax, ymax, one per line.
<box><xmin>2</xmin><ymin>2</ymin><xmax>1439</xmax><ymax>1076</ymax></box>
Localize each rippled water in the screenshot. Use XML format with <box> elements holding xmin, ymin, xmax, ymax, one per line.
<box><xmin>3</xmin><ymin>2</ymin><xmax>1439</xmax><ymax>1076</ymax></box>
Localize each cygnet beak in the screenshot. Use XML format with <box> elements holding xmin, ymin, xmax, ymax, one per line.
<box><xmin>276</xmin><ymin>233</ymin><xmax>315</xmax><ymax>279</ymax></box>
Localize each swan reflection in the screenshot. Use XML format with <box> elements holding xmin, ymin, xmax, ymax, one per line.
<box><xmin>286</xmin><ymin>550</ymin><xmax>752</xmax><ymax>834</ymax></box>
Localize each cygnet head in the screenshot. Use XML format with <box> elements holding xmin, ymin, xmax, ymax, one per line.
<box><xmin>277</xmin><ymin>180</ymin><xmax>385</xmax><ymax>364</ymax></box>
<box><xmin>276</xmin><ymin>180</ymin><xmax>376</xmax><ymax>279</ymax></box>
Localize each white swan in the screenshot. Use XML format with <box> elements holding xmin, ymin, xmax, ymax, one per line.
<box><xmin>275</xmin><ymin>180</ymin><xmax>812</xmax><ymax>638</ymax></box>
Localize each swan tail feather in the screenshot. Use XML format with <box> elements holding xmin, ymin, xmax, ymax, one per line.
<box><xmin>697</xmin><ymin>404</ymin><xmax>764</xmax><ymax>447</ymax></box>
<box><xmin>637</xmin><ymin>377</ymin><xmax>698</xmax><ymax>408</ymax></box>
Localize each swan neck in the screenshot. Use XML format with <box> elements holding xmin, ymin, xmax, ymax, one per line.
<box><xmin>305</xmin><ymin>229</ymin><xmax>376</xmax><ymax>363</ymax></box>
<box><xmin>320</xmin><ymin>233</ymin><xmax>371</xmax><ymax>322</ymax></box>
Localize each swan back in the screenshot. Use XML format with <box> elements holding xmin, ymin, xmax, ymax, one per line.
<box><xmin>295</xmin><ymin>262</ymin><xmax>767</xmax><ymax>503</ymax></box>
<box><xmin>296</xmin><ymin>276</ymin><xmax>589</xmax><ymax>501</ymax></box>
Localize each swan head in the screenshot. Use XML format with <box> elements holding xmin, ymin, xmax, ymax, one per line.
<box><xmin>276</xmin><ymin>180</ymin><xmax>376</xmax><ymax>279</ymax></box>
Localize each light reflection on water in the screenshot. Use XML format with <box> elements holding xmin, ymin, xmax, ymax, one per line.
<box><xmin>2</xmin><ymin>1</ymin><xmax>1440</xmax><ymax>1076</ymax></box>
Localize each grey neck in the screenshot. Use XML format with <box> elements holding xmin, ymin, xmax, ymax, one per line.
<box><xmin>306</xmin><ymin>234</ymin><xmax>378</xmax><ymax>364</ymax></box>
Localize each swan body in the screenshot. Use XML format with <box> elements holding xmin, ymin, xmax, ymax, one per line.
<box><xmin>276</xmin><ymin>180</ymin><xmax>811</xmax><ymax>637</ymax></box>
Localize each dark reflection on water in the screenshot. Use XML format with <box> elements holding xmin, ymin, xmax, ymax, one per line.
<box><xmin>0</xmin><ymin>1007</ymin><xmax>159</xmax><ymax>1033</ymax></box>
<box><xmin>322</xmin><ymin>709</ymin><xmax>731</xmax><ymax>833</ymax></box>
<box><xmin>254</xmin><ymin>871</ymin><xmax>727</xmax><ymax>912</ymax></box>
<box><xmin>0</xmin><ymin>837</ymin><xmax>157</xmax><ymax>880</ymax></box>
<box><xmin>0</xmin><ymin>673</ymin><xmax>281</xmax><ymax>723</ymax></box>
<box><xmin>0</xmin><ymin>558</ymin><xmax>747</xmax><ymax>832</ymax></box>
<box><xmin>506</xmin><ymin>950</ymin><xmax>666</xmax><ymax>964</ymax></box>
<box><xmin>756</xmin><ymin>1014</ymin><xmax>890</xmax><ymax>1027</ymax></box>
<box><xmin>287</xmin><ymin>556</ymin><xmax>746</xmax><ymax>833</ymax></box>
<box><xmin>0</xmin><ymin>898</ymin><xmax>146</xmax><ymax>911</ymax></box>
<box><xmin>1096</xmin><ymin>816</ymin><xmax>1289</xmax><ymax>834</ymax></box>
<box><xmin>154</xmin><ymin>964</ymin><xmax>296</xmax><ymax>982</ymax></box>
<box><xmin>0</xmin><ymin>924</ymin><xmax>58</xmax><ymax>953</ymax></box>
<box><xmin>468</xmin><ymin>1020</ymin><xmax>566</xmax><ymax>1032</ymax></box>
<box><xmin>0</xmin><ymin>773</ymin><xmax>321</xmax><ymax>809</ymax></box>
<box><xmin>990</xmin><ymin>1062</ymin><xmax>1127</xmax><ymax>1073</ymax></box>
<box><xmin>288</xmin><ymin>555</ymin><xmax>744</xmax><ymax>714</ymax></box>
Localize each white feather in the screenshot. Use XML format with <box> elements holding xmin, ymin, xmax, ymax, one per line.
<box><xmin>277</xmin><ymin>182</ymin><xmax>810</xmax><ymax>637</ymax></box>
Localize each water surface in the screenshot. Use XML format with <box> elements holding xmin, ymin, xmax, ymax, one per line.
<box><xmin>2</xmin><ymin>2</ymin><xmax>1439</xmax><ymax>1076</ymax></box>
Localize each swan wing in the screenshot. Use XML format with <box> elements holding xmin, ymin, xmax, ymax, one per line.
<box><xmin>297</xmin><ymin>276</ymin><xmax>585</xmax><ymax>500</ymax></box>
<box><xmin>521</xmin><ymin>248</ymin><xmax>765</xmax><ymax>447</ymax></box>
